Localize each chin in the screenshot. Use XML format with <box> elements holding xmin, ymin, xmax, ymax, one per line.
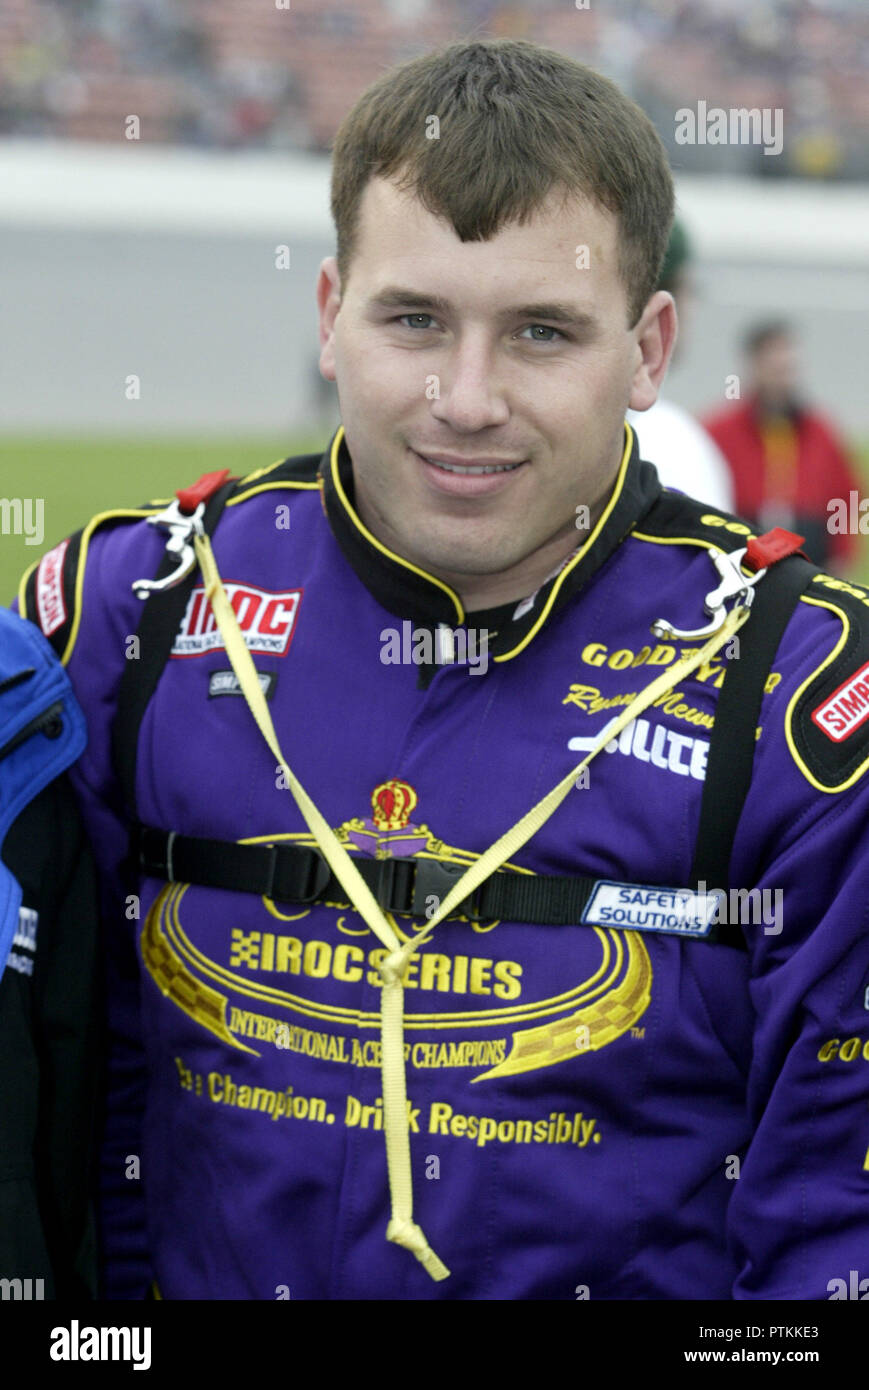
<box><xmin>417</xmin><ymin>544</ymin><xmax>510</xmax><ymax>585</ymax></box>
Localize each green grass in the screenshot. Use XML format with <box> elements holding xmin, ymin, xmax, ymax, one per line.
<box><xmin>2</xmin><ymin>433</ymin><xmax>868</xmax><ymax>605</ymax></box>
<box><xmin>0</xmin><ymin>433</ymin><xmax>327</xmax><ymax>604</ymax></box>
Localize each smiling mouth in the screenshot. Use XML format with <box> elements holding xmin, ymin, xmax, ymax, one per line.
<box><xmin>415</xmin><ymin>453</ymin><xmax>526</xmax><ymax>476</ymax></box>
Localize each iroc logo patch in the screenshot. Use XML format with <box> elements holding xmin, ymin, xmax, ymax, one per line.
<box><xmin>172</xmin><ymin>583</ymin><xmax>302</xmax><ymax>659</ymax></box>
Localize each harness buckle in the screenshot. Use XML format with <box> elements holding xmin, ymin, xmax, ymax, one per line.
<box><xmin>651</xmin><ymin>545</ymin><xmax>766</xmax><ymax>642</ymax></box>
<box><xmin>132</xmin><ymin>500</ymin><xmax>207</xmax><ymax>599</ymax></box>
<box><xmin>410</xmin><ymin>859</ymin><xmax>482</xmax><ymax>921</ymax></box>
<box><xmin>370</xmin><ymin>857</ymin><xmax>482</xmax><ymax>921</ymax></box>
<box><xmin>266</xmin><ymin>844</ymin><xmax>331</xmax><ymax>904</ymax></box>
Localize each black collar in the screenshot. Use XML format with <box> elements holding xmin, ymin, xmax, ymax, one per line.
<box><xmin>319</xmin><ymin>423</ymin><xmax>661</xmax><ymax>662</ymax></box>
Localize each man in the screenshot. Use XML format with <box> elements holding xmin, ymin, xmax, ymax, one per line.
<box><xmin>703</xmin><ymin>320</ymin><xmax>861</xmax><ymax>571</ymax></box>
<box><xmin>16</xmin><ymin>39</ymin><xmax>869</xmax><ymax>1300</ymax></box>
<box><xmin>626</xmin><ymin>218</ymin><xmax>734</xmax><ymax>511</ymax></box>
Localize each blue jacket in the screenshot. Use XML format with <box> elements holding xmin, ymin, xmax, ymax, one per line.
<box><xmin>0</xmin><ymin>607</ymin><xmax>87</xmax><ymax>978</ymax></box>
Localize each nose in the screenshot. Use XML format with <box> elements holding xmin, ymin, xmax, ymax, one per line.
<box><xmin>429</xmin><ymin>332</ymin><xmax>510</xmax><ymax>433</ymax></box>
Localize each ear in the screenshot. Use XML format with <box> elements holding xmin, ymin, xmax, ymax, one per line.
<box><xmin>316</xmin><ymin>257</ymin><xmax>342</xmax><ymax>382</ymax></box>
<box><xmin>628</xmin><ymin>290</ymin><xmax>678</xmax><ymax>412</ymax></box>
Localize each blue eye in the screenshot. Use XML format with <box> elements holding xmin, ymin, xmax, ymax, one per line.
<box><xmin>398</xmin><ymin>314</ymin><xmax>436</xmax><ymax>329</ymax></box>
<box><xmin>520</xmin><ymin>324</ymin><xmax>563</xmax><ymax>343</ymax></box>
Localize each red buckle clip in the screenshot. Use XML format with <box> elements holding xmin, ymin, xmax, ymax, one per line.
<box><xmin>744</xmin><ymin>527</ymin><xmax>807</xmax><ymax>572</ymax></box>
<box><xmin>176</xmin><ymin>469</ymin><xmax>233</xmax><ymax>515</ymax></box>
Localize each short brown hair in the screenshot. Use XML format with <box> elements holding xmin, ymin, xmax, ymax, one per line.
<box><xmin>743</xmin><ymin>319</ymin><xmax>793</xmax><ymax>357</ymax></box>
<box><xmin>330</xmin><ymin>38</ymin><xmax>674</xmax><ymax>327</ymax></box>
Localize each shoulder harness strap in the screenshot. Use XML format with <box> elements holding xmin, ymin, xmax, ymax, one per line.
<box><xmin>634</xmin><ymin>491</ymin><xmax>819</xmax><ymax>894</ymax></box>
<box><xmin>112</xmin><ymin>475</ymin><xmax>238</xmax><ymax>820</ymax></box>
<box><xmin>691</xmin><ymin>551</ymin><xmax>817</xmax><ymax>889</ymax></box>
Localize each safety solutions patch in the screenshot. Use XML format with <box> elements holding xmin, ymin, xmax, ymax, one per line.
<box><xmin>172</xmin><ymin>583</ymin><xmax>302</xmax><ymax>659</ymax></box>
<box><xmin>582</xmin><ymin>881</ymin><xmax>721</xmax><ymax>938</ymax></box>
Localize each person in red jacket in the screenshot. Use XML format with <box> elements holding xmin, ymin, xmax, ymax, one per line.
<box><xmin>703</xmin><ymin>320</ymin><xmax>861</xmax><ymax>571</ymax></box>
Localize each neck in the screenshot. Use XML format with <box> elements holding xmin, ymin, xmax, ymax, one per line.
<box><xmin>448</xmin><ymin>513</ymin><xmax>599</xmax><ymax>612</ymax></box>
<box><xmin>345</xmin><ymin>436</ymin><xmax>622</xmax><ymax>615</ymax></box>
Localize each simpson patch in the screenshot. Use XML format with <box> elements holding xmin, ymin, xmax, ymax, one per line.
<box><xmin>22</xmin><ymin>532</ymin><xmax>82</xmax><ymax>660</ymax></box>
<box><xmin>812</xmin><ymin>661</ymin><xmax>869</xmax><ymax>743</ymax></box>
<box><xmin>34</xmin><ymin>540</ymin><xmax>69</xmax><ymax>636</ymax></box>
<box><xmin>788</xmin><ymin>575</ymin><xmax>869</xmax><ymax>791</ymax></box>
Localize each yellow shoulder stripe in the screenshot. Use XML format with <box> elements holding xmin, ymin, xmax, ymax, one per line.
<box><xmin>227</xmin><ymin>456</ymin><xmax>293</xmax><ymax>489</ymax></box>
<box><xmin>65</xmin><ymin>507</ymin><xmax>168</xmax><ymax>664</ymax></box>
<box><xmin>16</xmin><ymin>556</ymin><xmax>40</xmax><ymax>617</ymax></box>
<box><xmin>632</xmin><ymin>511</ymin><xmax>755</xmax><ymax>552</ymax></box>
<box><xmin>227</xmin><ymin>479</ymin><xmax>320</xmax><ymax>506</ymax></box>
<box><xmin>630</xmin><ymin>532</ymin><xmax>717</xmax><ymax>551</ymax></box>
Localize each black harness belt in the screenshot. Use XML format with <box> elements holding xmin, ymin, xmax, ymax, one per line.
<box><xmin>132</xmin><ymin>823</ymin><xmax>747</xmax><ymax>946</ymax></box>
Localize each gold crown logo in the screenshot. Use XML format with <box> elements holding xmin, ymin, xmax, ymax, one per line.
<box><xmin>371</xmin><ymin>779</ymin><xmax>418</xmax><ymax>830</ymax></box>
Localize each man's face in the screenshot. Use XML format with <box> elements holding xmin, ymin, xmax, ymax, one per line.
<box><xmin>751</xmin><ymin>334</ymin><xmax>799</xmax><ymax>408</ymax></box>
<box><xmin>317</xmin><ymin>175</ymin><xmax>674</xmax><ymax>607</ymax></box>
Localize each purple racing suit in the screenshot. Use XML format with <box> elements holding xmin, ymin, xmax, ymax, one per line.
<box><xmin>16</xmin><ymin>423</ymin><xmax>869</xmax><ymax>1300</ymax></box>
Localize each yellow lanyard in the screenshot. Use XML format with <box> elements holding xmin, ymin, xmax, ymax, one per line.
<box><xmin>193</xmin><ymin>529</ymin><xmax>751</xmax><ymax>1282</ymax></box>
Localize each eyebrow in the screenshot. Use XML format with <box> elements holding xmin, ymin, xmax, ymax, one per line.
<box><xmin>368</xmin><ymin>285</ymin><xmax>597</xmax><ymax>328</ymax></box>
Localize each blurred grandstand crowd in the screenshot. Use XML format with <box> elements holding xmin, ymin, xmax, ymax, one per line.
<box><xmin>1</xmin><ymin>0</ymin><xmax>867</xmax><ymax>178</ymax></box>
